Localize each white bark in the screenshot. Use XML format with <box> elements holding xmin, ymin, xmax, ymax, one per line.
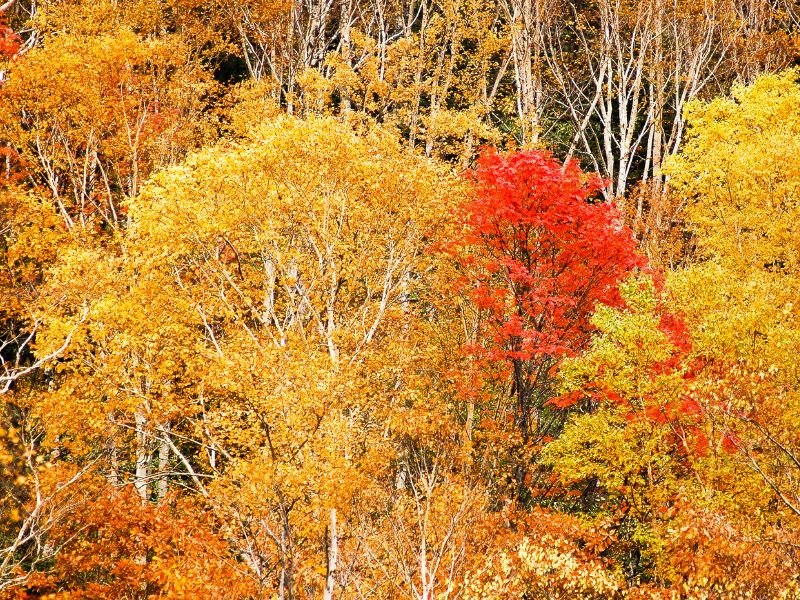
<box><xmin>323</xmin><ymin>508</ymin><xmax>338</xmax><ymax>600</ymax></box>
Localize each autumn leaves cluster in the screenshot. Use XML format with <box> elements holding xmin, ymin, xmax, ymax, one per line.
<box><xmin>3</xmin><ymin>0</ymin><xmax>800</xmax><ymax>598</ymax></box>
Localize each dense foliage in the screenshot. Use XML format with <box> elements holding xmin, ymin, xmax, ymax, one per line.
<box><xmin>2</xmin><ymin>0</ymin><xmax>800</xmax><ymax>597</ymax></box>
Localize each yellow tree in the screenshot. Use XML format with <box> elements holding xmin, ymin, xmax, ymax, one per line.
<box><xmin>537</xmin><ymin>272</ymin><xmax>796</xmax><ymax>593</ymax></box>
<box><xmin>659</xmin><ymin>69</ymin><xmax>800</xmax><ymax>593</ymax></box>
<box><xmin>25</xmin><ymin>114</ymin><xmax>480</xmax><ymax>598</ymax></box>
<box><xmin>0</xmin><ymin>6</ymin><xmax>214</xmax><ymax>231</ymax></box>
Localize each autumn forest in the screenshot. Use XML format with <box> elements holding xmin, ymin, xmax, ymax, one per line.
<box><xmin>1</xmin><ymin>0</ymin><xmax>800</xmax><ymax>597</ymax></box>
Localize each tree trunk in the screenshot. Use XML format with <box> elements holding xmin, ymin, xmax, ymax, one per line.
<box><xmin>323</xmin><ymin>509</ymin><xmax>338</xmax><ymax>600</ymax></box>
<box><xmin>157</xmin><ymin>431</ymin><xmax>170</xmax><ymax>503</ymax></box>
<box><xmin>134</xmin><ymin>409</ymin><xmax>149</xmax><ymax>503</ymax></box>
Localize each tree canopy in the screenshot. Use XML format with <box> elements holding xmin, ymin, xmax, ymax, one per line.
<box><xmin>2</xmin><ymin>0</ymin><xmax>800</xmax><ymax>597</ymax></box>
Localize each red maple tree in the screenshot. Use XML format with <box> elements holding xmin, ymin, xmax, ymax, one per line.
<box><xmin>0</xmin><ymin>17</ymin><xmax>19</xmax><ymax>59</ymax></box>
<box><xmin>455</xmin><ymin>149</ymin><xmax>643</xmax><ymax>443</ymax></box>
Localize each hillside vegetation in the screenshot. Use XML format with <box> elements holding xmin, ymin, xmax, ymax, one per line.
<box><xmin>2</xmin><ymin>1</ymin><xmax>800</xmax><ymax>597</ymax></box>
